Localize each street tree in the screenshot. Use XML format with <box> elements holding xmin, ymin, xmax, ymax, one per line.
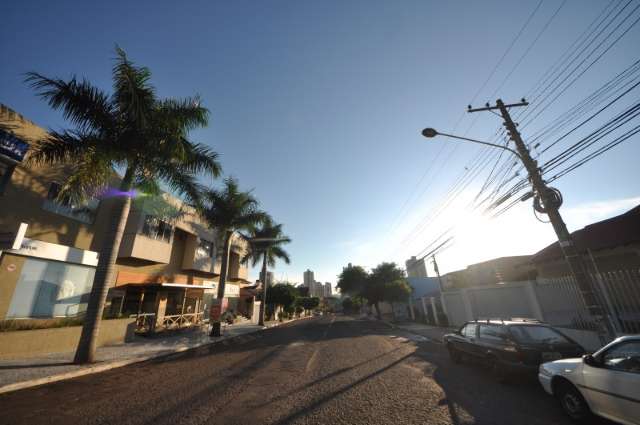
<box><xmin>337</xmin><ymin>264</ymin><xmax>368</xmax><ymax>296</ymax></box>
<box><xmin>26</xmin><ymin>47</ymin><xmax>221</xmax><ymax>363</ymax></box>
<box><xmin>242</xmin><ymin>216</ymin><xmax>291</xmax><ymax>325</ymax></box>
<box><xmin>200</xmin><ymin>177</ymin><xmax>268</xmax><ymax>336</ymax></box>
<box><xmin>366</xmin><ymin>262</ymin><xmax>407</xmax><ymax>319</ymax></box>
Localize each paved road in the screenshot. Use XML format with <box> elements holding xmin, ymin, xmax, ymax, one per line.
<box><xmin>0</xmin><ymin>316</ymin><xmax>611</xmax><ymax>425</ymax></box>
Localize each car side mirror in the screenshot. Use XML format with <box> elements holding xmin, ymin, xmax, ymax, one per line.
<box><xmin>583</xmin><ymin>354</ymin><xmax>601</xmax><ymax>367</ymax></box>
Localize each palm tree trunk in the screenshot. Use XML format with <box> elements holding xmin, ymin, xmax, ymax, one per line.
<box><xmin>74</xmin><ymin>168</ymin><xmax>134</xmax><ymax>364</ymax></box>
<box><xmin>258</xmin><ymin>251</ymin><xmax>268</xmax><ymax>326</ymax></box>
<box><xmin>210</xmin><ymin>230</ymin><xmax>232</xmax><ymax>337</ymax></box>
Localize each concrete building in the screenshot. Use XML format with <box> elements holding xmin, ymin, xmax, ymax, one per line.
<box><xmin>405</xmin><ymin>256</ymin><xmax>428</xmax><ymax>278</ymax></box>
<box><xmin>303</xmin><ymin>269</ymin><xmax>314</xmax><ymax>286</ymax></box>
<box><xmin>0</xmin><ymin>104</ymin><xmax>255</xmax><ymax>328</ymax></box>
<box><xmin>323</xmin><ymin>282</ymin><xmax>332</xmax><ymax>297</ymax></box>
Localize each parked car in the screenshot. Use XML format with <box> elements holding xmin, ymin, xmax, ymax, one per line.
<box><xmin>444</xmin><ymin>319</ymin><xmax>585</xmax><ymax>381</ymax></box>
<box><xmin>539</xmin><ymin>335</ymin><xmax>640</xmax><ymax>424</ymax></box>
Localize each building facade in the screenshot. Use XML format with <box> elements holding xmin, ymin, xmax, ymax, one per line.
<box><xmin>0</xmin><ymin>105</ymin><xmax>254</xmax><ymax>329</ymax></box>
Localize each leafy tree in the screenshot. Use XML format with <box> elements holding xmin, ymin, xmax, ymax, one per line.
<box><xmin>26</xmin><ymin>47</ymin><xmax>221</xmax><ymax>363</ymax></box>
<box><xmin>337</xmin><ymin>264</ymin><xmax>368</xmax><ymax>296</ymax></box>
<box><xmin>342</xmin><ymin>296</ymin><xmax>363</xmax><ymax>314</ymax></box>
<box><xmin>266</xmin><ymin>283</ymin><xmax>298</xmax><ymax>310</ymax></box>
<box><xmin>242</xmin><ymin>216</ymin><xmax>291</xmax><ymax>326</ymax></box>
<box><xmin>366</xmin><ymin>262</ymin><xmax>407</xmax><ymax>319</ymax></box>
<box><xmin>384</xmin><ymin>280</ymin><xmax>412</xmax><ymax>317</ymax></box>
<box><xmin>298</xmin><ymin>296</ymin><xmax>320</xmax><ymax>313</ymax></box>
<box><xmin>200</xmin><ymin>177</ymin><xmax>268</xmax><ymax>336</ymax></box>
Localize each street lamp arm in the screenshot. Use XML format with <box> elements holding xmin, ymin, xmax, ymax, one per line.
<box><xmin>436</xmin><ymin>131</ymin><xmax>521</xmax><ymax>159</ymax></box>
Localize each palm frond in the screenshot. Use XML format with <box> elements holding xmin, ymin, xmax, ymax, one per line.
<box><xmin>24</xmin><ymin>72</ymin><xmax>115</xmax><ymax>132</ymax></box>
<box><xmin>26</xmin><ymin>130</ymin><xmax>98</xmax><ymax>166</ymax></box>
<box><xmin>112</xmin><ymin>46</ymin><xmax>155</xmax><ymax>126</ymax></box>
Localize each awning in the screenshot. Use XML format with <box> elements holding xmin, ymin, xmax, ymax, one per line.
<box><xmin>161</xmin><ymin>283</ymin><xmax>216</xmax><ymax>289</ymax></box>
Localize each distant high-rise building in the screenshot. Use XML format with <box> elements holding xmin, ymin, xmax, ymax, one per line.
<box><xmin>303</xmin><ymin>269</ymin><xmax>315</xmax><ymax>286</ymax></box>
<box><xmin>405</xmin><ymin>256</ymin><xmax>428</xmax><ymax>278</ymax></box>
<box><xmin>266</xmin><ymin>271</ymin><xmax>274</xmax><ymax>286</ymax></box>
<box><xmin>323</xmin><ymin>282</ymin><xmax>332</xmax><ymax>297</ymax></box>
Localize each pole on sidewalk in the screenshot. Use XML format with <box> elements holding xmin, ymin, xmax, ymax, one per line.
<box><xmin>468</xmin><ymin>99</ymin><xmax>614</xmax><ymax>343</ymax></box>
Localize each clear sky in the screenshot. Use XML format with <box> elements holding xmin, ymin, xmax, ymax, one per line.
<box><xmin>2</xmin><ymin>1</ymin><xmax>639</xmax><ymax>286</ymax></box>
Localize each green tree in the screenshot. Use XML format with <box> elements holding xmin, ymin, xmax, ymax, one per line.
<box><xmin>267</xmin><ymin>284</ymin><xmax>298</xmax><ymax>319</ymax></box>
<box><xmin>383</xmin><ymin>280</ymin><xmax>412</xmax><ymax>317</ymax></box>
<box><xmin>200</xmin><ymin>177</ymin><xmax>267</xmax><ymax>336</ymax></box>
<box><xmin>337</xmin><ymin>264</ymin><xmax>368</xmax><ymax>296</ymax></box>
<box><xmin>366</xmin><ymin>262</ymin><xmax>407</xmax><ymax>319</ymax></box>
<box><xmin>242</xmin><ymin>217</ymin><xmax>291</xmax><ymax>326</ymax></box>
<box><xmin>26</xmin><ymin>47</ymin><xmax>221</xmax><ymax>363</ymax></box>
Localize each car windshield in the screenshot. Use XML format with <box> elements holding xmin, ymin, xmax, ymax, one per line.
<box><xmin>509</xmin><ymin>325</ymin><xmax>571</xmax><ymax>344</ymax></box>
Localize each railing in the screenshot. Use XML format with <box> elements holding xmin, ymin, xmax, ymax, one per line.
<box><xmin>131</xmin><ymin>313</ymin><xmax>156</xmax><ymax>333</ymax></box>
<box><xmin>536</xmin><ymin>268</ymin><xmax>640</xmax><ymax>335</ymax></box>
<box><xmin>161</xmin><ymin>312</ymin><xmax>204</xmax><ymax>330</ymax></box>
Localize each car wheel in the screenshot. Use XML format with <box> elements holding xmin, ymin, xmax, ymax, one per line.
<box><xmin>448</xmin><ymin>345</ymin><xmax>462</xmax><ymax>364</ymax></box>
<box><xmin>556</xmin><ymin>382</ymin><xmax>591</xmax><ymax>422</ymax></box>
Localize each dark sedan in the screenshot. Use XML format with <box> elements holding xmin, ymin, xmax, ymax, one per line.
<box><xmin>444</xmin><ymin>319</ymin><xmax>585</xmax><ymax>381</ymax></box>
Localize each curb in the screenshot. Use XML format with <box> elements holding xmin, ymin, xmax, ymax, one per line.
<box><xmin>0</xmin><ymin>316</ymin><xmax>314</xmax><ymax>395</ymax></box>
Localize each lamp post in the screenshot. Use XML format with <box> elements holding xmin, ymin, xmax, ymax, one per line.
<box><xmin>421</xmin><ymin>116</ymin><xmax>615</xmax><ymax>343</ymax></box>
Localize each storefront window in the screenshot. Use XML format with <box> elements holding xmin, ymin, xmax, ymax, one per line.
<box><xmin>6</xmin><ymin>258</ymin><xmax>96</xmax><ymax>318</ymax></box>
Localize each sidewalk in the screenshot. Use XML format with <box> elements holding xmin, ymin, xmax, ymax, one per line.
<box><xmin>385</xmin><ymin>321</ymin><xmax>455</xmax><ymax>343</ymax></box>
<box><xmin>0</xmin><ymin>318</ymin><xmax>305</xmax><ymax>394</ymax></box>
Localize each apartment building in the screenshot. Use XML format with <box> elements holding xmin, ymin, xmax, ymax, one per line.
<box><xmin>0</xmin><ymin>105</ymin><xmax>253</xmax><ymax>328</ymax></box>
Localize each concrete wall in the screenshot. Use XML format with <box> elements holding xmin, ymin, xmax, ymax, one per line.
<box><xmin>0</xmin><ymin>318</ymin><xmax>135</xmax><ymax>359</ymax></box>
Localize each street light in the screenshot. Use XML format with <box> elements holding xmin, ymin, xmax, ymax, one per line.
<box><xmin>421</xmin><ymin>128</ymin><xmax>521</xmax><ymax>159</ymax></box>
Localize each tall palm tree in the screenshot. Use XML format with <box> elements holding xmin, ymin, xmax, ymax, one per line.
<box><xmin>200</xmin><ymin>177</ymin><xmax>267</xmax><ymax>336</ymax></box>
<box><xmin>242</xmin><ymin>217</ymin><xmax>291</xmax><ymax>326</ymax></box>
<box><xmin>25</xmin><ymin>47</ymin><xmax>221</xmax><ymax>363</ymax></box>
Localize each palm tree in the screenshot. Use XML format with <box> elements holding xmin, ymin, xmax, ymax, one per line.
<box><xmin>242</xmin><ymin>217</ymin><xmax>291</xmax><ymax>325</ymax></box>
<box><xmin>200</xmin><ymin>177</ymin><xmax>267</xmax><ymax>336</ymax></box>
<box><xmin>25</xmin><ymin>47</ymin><xmax>221</xmax><ymax>363</ymax></box>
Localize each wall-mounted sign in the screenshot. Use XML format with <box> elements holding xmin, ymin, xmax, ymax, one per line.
<box><xmin>7</xmin><ymin>237</ymin><xmax>99</xmax><ymax>266</ymax></box>
<box><xmin>202</xmin><ymin>281</ymin><xmax>240</xmax><ymax>297</ymax></box>
<box><xmin>0</xmin><ymin>129</ymin><xmax>29</xmax><ymax>162</ymax></box>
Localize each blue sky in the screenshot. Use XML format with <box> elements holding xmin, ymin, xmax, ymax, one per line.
<box><xmin>2</xmin><ymin>1</ymin><xmax>639</xmax><ymax>285</ymax></box>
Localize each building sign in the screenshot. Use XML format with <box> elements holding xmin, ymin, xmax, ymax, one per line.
<box><xmin>0</xmin><ymin>129</ymin><xmax>29</xmax><ymax>162</ymax></box>
<box><xmin>7</xmin><ymin>237</ymin><xmax>99</xmax><ymax>266</ymax></box>
<box><xmin>202</xmin><ymin>281</ymin><xmax>240</xmax><ymax>297</ymax></box>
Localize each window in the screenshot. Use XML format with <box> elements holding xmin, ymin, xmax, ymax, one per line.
<box><xmin>196</xmin><ymin>238</ymin><xmax>214</xmax><ymax>258</ymax></box>
<box><xmin>141</xmin><ymin>215</ymin><xmax>173</xmax><ymax>243</ymax></box>
<box><xmin>479</xmin><ymin>324</ymin><xmax>507</xmax><ymax>341</ymax></box>
<box><xmin>42</xmin><ymin>182</ymin><xmax>99</xmax><ymax>224</ymax></box>
<box><xmin>463</xmin><ymin>323</ymin><xmax>478</xmax><ymax>338</ymax></box>
<box><xmin>509</xmin><ymin>325</ymin><xmax>571</xmax><ymax>344</ymax></box>
<box><xmin>6</xmin><ymin>258</ymin><xmax>96</xmax><ymax>318</ymax></box>
<box><xmin>602</xmin><ymin>341</ymin><xmax>640</xmax><ymax>373</ymax></box>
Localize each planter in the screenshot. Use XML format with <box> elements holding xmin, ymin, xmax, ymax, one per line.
<box><xmin>0</xmin><ymin>318</ymin><xmax>136</xmax><ymax>360</ymax></box>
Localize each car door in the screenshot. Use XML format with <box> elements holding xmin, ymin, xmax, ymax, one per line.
<box><xmin>478</xmin><ymin>324</ymin><xmax>509</xmax><ymax>362</ymax></box>
<box><xmin>581</xmin><ymin>340</ymin><xmax>640</xmax><ymax>424</ymax></box>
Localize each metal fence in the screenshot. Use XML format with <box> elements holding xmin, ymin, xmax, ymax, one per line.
<box><xmin>536</xmin><ymin>268</ymin><xmax>640</xmax><ymax>335</ymax></box>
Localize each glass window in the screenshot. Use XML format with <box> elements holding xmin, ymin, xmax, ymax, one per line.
<box><xmin>480</xmin><ymin>324</ymin><xmax>507</xmax><ymax>341</ymax></box>
<box><xmin>602</xmin><ymin>342</ymin><xmax>640</xmax><ymax>373</ymax></box>
<box><xmin>463</xmin><ymin>323</ymin><xmax>478</xmax><ymax>338</ymax></box>
<box><xmin>509</xmin><ymin>325</ymin><xmax>571</xmax><ymax>344</ymax></box>
<box><xmin>141</xmin><ymin>215</ymin><xmax>173</xmax><ymax>243</ymax></box>
<box><xmin>42</xmin><ymin>182</ymin><xmax>99</xmax><ymax>224</ymax></box>
<box><xmin>196</xmin><ymin>238</ymin><xmax>214</xmax><ymax>258</ymax></box>
<box><xmin>6</xmin><ymin>258</ymin><xmax>96</xmax><ymax>318</ymax></box>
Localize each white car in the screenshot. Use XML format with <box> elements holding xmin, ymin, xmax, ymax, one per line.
<box><xmin>539</xmin><ymin>335</ymin><xmax>640</xmax><ymax>424</ymax></box>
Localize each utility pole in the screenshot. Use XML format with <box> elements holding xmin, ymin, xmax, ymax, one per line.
<box><xmin>432</xmin><ymin>255</ymin><xmax>444</xmax><ymax>293</ymax></box>
<box><xmin>468</xmin><ymin>99</ymin><xmax>614</xmax><ymax>342</ymax></box>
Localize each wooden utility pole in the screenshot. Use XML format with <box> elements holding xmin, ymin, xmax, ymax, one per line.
<box><xmin>469</xmin><ymin>99</ymin><xmax>614</xmax><ymax>341</ymax></box>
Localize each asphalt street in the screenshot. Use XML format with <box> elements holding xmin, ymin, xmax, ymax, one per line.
<box><xmin>0</xmin><ymin>316</ymin><xmax>612</xmax><ymax>425</ymax></box>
